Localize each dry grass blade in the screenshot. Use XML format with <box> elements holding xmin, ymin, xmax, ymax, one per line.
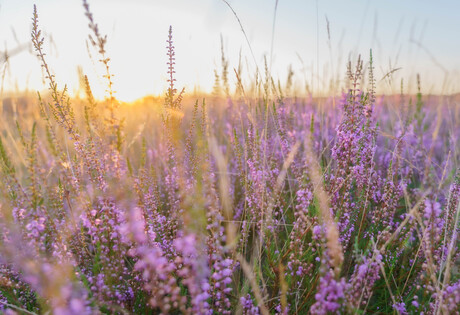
<box><xmin>236</xmin><ymin>253</ymin><xmax>270</xmax><ymax>315</ymax></box>
<box><xmin>304</xmin><ymin>137</ymin><xmax>343</xmax><ymax>275</ymax></box>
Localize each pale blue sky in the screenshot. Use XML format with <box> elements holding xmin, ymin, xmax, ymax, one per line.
<box><xmin>0</xmin><ymin>0</ymin><xmax>459</xmax><ymax>101</ymax></box>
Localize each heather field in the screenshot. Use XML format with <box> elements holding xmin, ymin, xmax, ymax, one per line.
<box><xmin>0</xmin><ymin>1</ymin><xmax>459</xmax><ymax>315</ymax></box>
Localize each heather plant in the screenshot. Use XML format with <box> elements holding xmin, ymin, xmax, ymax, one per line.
<box><xmin>0</xmin><ymin>1</ymin><xmax>458</xmax><ymax>315</ymax></box>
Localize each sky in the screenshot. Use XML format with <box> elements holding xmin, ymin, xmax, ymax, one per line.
<box><xmin>0</xmin><ymin>0</ymin><xmax>459</xmax><ymax>102</ymax></box>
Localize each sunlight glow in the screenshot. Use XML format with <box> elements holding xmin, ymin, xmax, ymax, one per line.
<box><xmin>0</xmin><ymin>0</ymin><xmax>459</xmax><ymax>101</ymax></box>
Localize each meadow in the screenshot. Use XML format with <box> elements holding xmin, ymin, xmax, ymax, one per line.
<box><xmin>0</xmin><ymin>1</ymin><xmax>459</xmax><ymax>314</ymax></box>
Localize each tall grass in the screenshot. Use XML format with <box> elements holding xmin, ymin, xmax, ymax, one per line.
<box><xmin>0</xmin><ymin>1</ymin><xmax>458</xmax><ymax>314</ymax></box>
